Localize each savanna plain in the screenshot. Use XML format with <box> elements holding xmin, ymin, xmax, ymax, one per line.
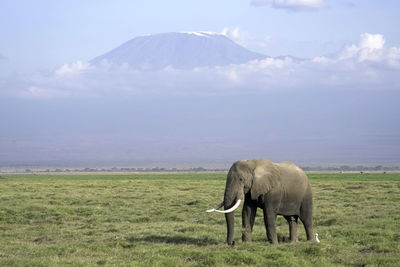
<box><xmin>0</xmin><ymin>172</ymin><xmax>399</xmax><ymax>266</ymax></box>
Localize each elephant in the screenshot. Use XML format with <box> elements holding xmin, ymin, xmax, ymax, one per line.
<box><xmin>206</xmin><ymin>158</ymin><xmax>314</xmax><ymax>245</ymax></box>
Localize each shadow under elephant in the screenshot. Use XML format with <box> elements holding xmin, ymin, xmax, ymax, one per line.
<box><xmin>126</xmin><ymin>235</ymin><xmax>219</xmax><ymax>247</ymax></box>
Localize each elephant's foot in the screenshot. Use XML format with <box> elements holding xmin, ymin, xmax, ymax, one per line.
<box><xmin>267</xmin><ymin>236</ymin><xmax>279</xmax><ymax>245</ymax></box>
<box><xmin>289</xmin><ymin>232</ymin><xmax>299</xmax><ymax>242</ymax></box>
<box><xmin>242</xmin><ymin>233</ymin><xmax>252</xmax><ymax>242</ymax></box>
<box><xmin>270</xmin><ymin>239</ymin><xmax>279</xmax><ymax>245</ymax></box>
<box><xmin>227</xmin><ymin>240</ymin><xmax>235</xmax><ymax>246</ymax></box>
<box><xmin>242</xmin><ymin>228</ymin><xmax>252</xmax><ymax>242</ymax></box>
<box><xmin>266</xmin><ymin>231</ymin><xmax>279</xmax><ymax>244</ymax></box>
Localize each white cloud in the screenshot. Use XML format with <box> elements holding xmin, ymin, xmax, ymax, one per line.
<box><xmin>55</xmin><ymin>60</ymin><xmax>91</xmax><ymax>77</ymax></box>
<box><xmin>222</xmin><ymin>27</ymin><xmax>241</xmax><ymax>40</ymax></box>
<box><xmin>250</xmin><ymin>0</ymin><xmax>325</xmax><ymax>11</ymax></box>
<box><xmin>221</xmin><ymin>27</ymin><xmax>272</xmax><ymax>52</ymax></box>
<box><xmin>338</xmin><ymin>33</ymin><xmax>400</xmax><ymax>64</ymax></box>
<box><xmin>359</xmin><ymin>33</ymin><xmax>385</xmax><ymax>50</ymax></box>
<box><xmin>3</xmin><ymin>33</ymin><xmax>399</xmax><ymax>99</ymax></box>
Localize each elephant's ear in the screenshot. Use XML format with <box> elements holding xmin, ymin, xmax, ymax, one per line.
<box><xmin>250</xmin><ymin>161</ymin><xmax>280</xmax><ymax>200</ymax></box>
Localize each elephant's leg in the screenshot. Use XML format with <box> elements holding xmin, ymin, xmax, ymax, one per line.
<box><xmin>300</xmin><ymin>215</ymin><xmax>313</xmax><ymax>241</ymax></box>
<box><xmin>242</xmin><ymin>199</ymin><xmax>257</xmax><ymax>242</ymax></box>
<box><xmin>250</xmin><ymin>205</ymin><xmax>257</xmax><ymax>231</ymax></box>
<box><xmin>285</xmin><ymin>216</ymin><xmax>299</xmax><ymax>242</ymax></box>
<box><xmin>300</xmin><ymin>202</ymin><xmax>313</xmax><ymax>241</ymax></box>
<box><xmin>263</xmin><ymin>208</ymin><xmax>278</xmax><ymax>244</ymax></box>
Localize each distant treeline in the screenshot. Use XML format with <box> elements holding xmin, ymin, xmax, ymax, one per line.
<box><xmin>301</xmin><ymin>165</ymin><xmax>399</xmax><ymax>172</ymax></box>
<box><xmin>22</xmin><ymin>166</ymin><xmax>226</xmax><ymax>173</ymax></box>
<box><xmin>17</xmin><ymin>164</ymin><xmax>400</xmax><ymax>173</ymax></box>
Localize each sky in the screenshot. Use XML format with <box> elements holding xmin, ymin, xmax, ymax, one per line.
<box><xmin>0</xmin><ymin>0</ymin><xmax>400</xmax><ymax>167</ymax></box>
<box><xmin>1</xmin><ymin>0</ymin><xmax>399</xmax><ymax>71</ymax></box>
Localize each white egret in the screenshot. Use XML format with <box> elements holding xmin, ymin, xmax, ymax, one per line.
<box><xmin>315</xmin><ymin>233</ymin><xmax>320</xmax><ymax>243</ymax></box>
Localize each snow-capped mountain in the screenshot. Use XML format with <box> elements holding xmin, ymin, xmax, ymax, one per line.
<box><xmin>90</xmin><ymin>32</ymin><xmax>268</xmax><ymax>70</ymax></box>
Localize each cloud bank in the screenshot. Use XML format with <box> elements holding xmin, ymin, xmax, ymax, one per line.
<box><xmin>250</xmin><ymin>0</ymin><xmax>325</xmax><ymax>11</ymax></box>
<box><xmin>1</xmin><ymin>33</ymin><xmax>399</xmax><ymax>166</ymax></box>
<box><xmin>4</xmin><ymin>33</ymin><xmax>398</xmax><ymax>99</ymax></box>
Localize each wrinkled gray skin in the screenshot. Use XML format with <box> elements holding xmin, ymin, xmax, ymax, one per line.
<box><xmin>223</xmin><ymin>159</ymin><xmax>313</xmax><ymax>245</ymax></box>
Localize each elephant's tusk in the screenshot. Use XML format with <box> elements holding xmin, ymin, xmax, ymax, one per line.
<box><xmin>213</xmin><ymin>199</ymin><xmax>242</xmax><ymax>214</ymax></box>
<box><xmin>206</xmin><ymin>201</ymin><xmax>224</xmax><ymax>212</ymax></box>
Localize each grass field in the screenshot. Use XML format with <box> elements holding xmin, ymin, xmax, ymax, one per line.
<box><xmin>0</xmin><ymin>172</ymin><xmax>399</xmax><ymax>266</ymax></box>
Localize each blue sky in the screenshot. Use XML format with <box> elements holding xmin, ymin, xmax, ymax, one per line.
<box><xmin>1</xmin><ymin>0</ymin><xmax>399</xmax><ymax>71</ymax></box>
<box><xmin>0</xmin><ymin>0</ymin><xmax>399</xmax><ymax>166</ymax></box>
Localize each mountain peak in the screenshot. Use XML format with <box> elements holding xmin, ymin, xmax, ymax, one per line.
<box><xmin>181</xmin><ymin>31</ymin><xmax>223</xmax><ymax>38</ymax></box>
<box><xmin>91</xmin><ymin>32</ymin><xmax>267</xmax><ymax>70</ymax></box>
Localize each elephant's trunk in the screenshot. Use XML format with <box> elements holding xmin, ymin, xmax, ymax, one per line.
<box><xmin>223</xmin><ymin>189</ymin><xmax>244</xmax><ymax>245</ymax></box>
<box><xmin>206</xmin><ymin>169</ymin><xmax>245</xmax><ymax>245</ymax></box>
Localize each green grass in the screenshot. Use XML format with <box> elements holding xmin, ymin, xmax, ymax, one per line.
<box><xmin>0</xmin><ymin>172</ymin><xmax>399</xmax><ymax>266</ymax></box>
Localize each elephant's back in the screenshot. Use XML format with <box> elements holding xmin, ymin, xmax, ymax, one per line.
<box><xmin>277</xmin><ymin>162</ymin><xmax>308</xmax><ymax>181</ymax></box>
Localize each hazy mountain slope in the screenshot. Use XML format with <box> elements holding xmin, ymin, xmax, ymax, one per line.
<box><xmin>91</xmin><ymin>32</ymin><xmax>267</xmax><ymax>70</ymax></box>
